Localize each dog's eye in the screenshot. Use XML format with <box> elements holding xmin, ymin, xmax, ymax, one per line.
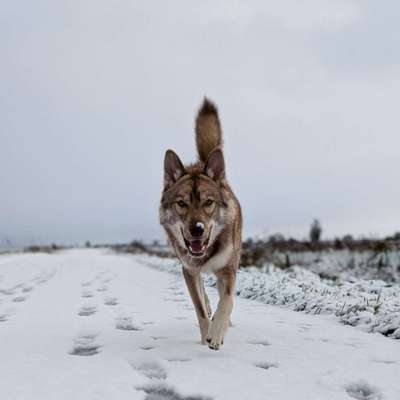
<box><xmin>204</xmin><ymin>199</ymin><xmax>214</xmax><ymax>207</ymax></box>
<box><xmin>177</xmin><ymin>200</ymin><xmax>187</xmax><ymax>208</ymax></box>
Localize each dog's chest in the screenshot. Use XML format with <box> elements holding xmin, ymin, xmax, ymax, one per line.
<box><xmin>197</xmin><ymin>244</ymin><xmax>233</xmax><ymax>273</ymax></box>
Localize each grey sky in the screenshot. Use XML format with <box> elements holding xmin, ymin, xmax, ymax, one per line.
<box><xmin>1</xmin><ymin>1</ymin><xmax>400</xmax><ymax>247</ymax></box>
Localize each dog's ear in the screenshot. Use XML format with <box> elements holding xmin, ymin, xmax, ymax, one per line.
<box><xmin>164</xmin><ymin>149</ymin><xmax>185</xmax><ymax>187</ymax></box>
<box><xmin>204</xmin><ymin>148</ymin><xmax>225</xmax><ymax>181</ymax></box>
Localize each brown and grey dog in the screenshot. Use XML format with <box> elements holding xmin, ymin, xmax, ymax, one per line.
<box><xmin>159</xmin><ymin>98</ymin><xmax>242</xmax><ymax>350</ymax></box>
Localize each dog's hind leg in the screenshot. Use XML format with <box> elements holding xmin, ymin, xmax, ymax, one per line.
<box><xmin>182</xmin><ymin>267</ymin><xmax>210</xmax><ymax>344</ymax></box>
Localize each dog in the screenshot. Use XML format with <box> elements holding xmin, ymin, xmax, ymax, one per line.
<box><xmin>159</xmin><ymin>98</ymin><xmax>242</xmax><ymax>350</ymax></box>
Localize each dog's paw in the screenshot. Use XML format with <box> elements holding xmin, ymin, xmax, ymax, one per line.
<box><xmin>206</xmin><ymin>319</ymin><xmax>226</xmax><ymax>350</ymax></box>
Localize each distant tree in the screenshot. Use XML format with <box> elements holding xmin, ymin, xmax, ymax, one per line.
<box><xmin>342</xmin><ymin>234</ymin><xmax>354</xmax><ymax>249</ymax></box>
<box><xmin>268</xmin><ymin>233</ymin><xmax>285</xmax><ymax>244</ymax></box>
<box><xmin>393</xmin><ymin>232</ymin><xmax>400</xmax><ymax>241</ymax></box>
<box><xmin>343</xmin><ymin>234</ymin><xmax>353</xmax><ymax>243</ymax></box>
<box><xmin>245</xmin><ymin>238</ymin><xmax>254</xmax><ymax>247</ymax></box>
<box><xmin>129</xmin><ymin>240</ymin><xmax>147</xmax><ymax>252</ymax></box>
<box><xmin>309</xmin><ymin>219</ymin><xmax>322</xmax><ymax>243</ymax></box>
<box><xmin>333</xmin><ymin>237</ymin><xmax>344</xmax><ymax>250</ymax></box>
<box><xmin>85</xmin><ymin>241</ymin><xmax>91</xmax><ymax>248</ymax></box>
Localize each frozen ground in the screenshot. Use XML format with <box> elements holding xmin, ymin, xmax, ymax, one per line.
<box><xmin>139</xmin><ymin>255</ymin><xmax>400</xmax><ymax>340</ymax></box>
<box><xmin>0</xmin><ymin>249</ymin><xmax>399</xmax><ymax>400</ymax></box>
<box><xmin>277</xmin><ymin>250</ymin><xmax>400</xmax><ymax>283</ymax></box>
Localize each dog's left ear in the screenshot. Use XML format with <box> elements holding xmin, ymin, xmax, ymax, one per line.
<box><xmin>164</xmin><ymin>149</ymin><xmax>185</xmax><ymax>187</ymax></box>
<box><xmin>204</xmin><ymin>148</ymin><xmax>225</xmax><ymax>181</ymax></box>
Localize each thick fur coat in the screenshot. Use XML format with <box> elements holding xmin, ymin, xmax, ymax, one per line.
<box><xmin>159</xmin><ymin>99</ymin><xmax>242</xmax><ymax>350</ymax></box>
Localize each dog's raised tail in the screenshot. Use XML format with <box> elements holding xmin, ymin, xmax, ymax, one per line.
<box><xmin>195</xmin><ymin>98</ymin><xmax>222</xmax><ymax>163</ymax></box>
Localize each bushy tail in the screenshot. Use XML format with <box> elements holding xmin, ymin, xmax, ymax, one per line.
<box><xmin>195</xmin><ymin>98</ymin><xmax>222</xmax><ymax>163</ymax></box>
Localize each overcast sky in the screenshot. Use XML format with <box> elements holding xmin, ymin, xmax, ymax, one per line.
<box><xmin>1</xmin><ymin>1</ymin><xmax>400</xmax><ymax>247</ymax></box>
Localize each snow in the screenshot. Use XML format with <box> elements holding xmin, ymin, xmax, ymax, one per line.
<box><xmin>0</xmin><ymin>249</ymin><xmax>399</xmax><ymax>399</ymax></box>
<box><xmin>277</xmin><ymin>249</ymin><xmax>400</xmax><ymax>283</ymax></box>
<box><xmin>136</xmin><ymin>254</ymin><xmax>400</xmax><ymax>339</ymax></box>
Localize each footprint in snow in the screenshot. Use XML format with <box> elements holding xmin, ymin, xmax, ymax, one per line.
<box><xmin>345</xmin><ymin>381</ymin><xmax>382</xmax><ymax>400</ymax></box>
<box><xmin>151</xmin><ymin>336</ymin><xmax>168</xmax><ymax>340</ymax></box>
<box><xmin>104</xmin><ymin>297</ymin><xmax>118</xmax><ymax>306</ymax></box>
<box><xmin>78</xmin><ymin>305</ymin><xmax>97</xmax><ymax>316</ymax></box>
<box><xmin>115</xmin><ymin>316</ymin><xmax>141</xmax><ymax>331</ymax></box>
<box><xmin>345</xmin><ymin>340</ymin><xmax>367</xmax><ymax>349</ymax></box>
<box><xmin>171</xmin><ymin>298</ymin><xmax>186</xmax><ymax>303</ymax></box>
<box><xmin>248</xmin><ymin>339</ymin><xmax>270</xmax><ymax>346</ymax></box>
<box><xmin>133</xmin><ymin>359</ymin><xmax>212</xmax><ymax>399</ymax></box>
<box><xmin>164</xmin><ymin>297</ymin><xmax>185</xmax><ymax>303</ymax></box>
<box><xmin>22</xmin><ymin>286</ymin><xmax>33</xmax><ymax>293</ymax></box>
<box><xmin>298</xmin><ymin>326</ymin><xmax>311</xmax><ymax>332</ymax></box>
<box><xmin>371</xmin><ymin>358</ymin><xmax>397</xmax><ymax>365</ymax></box>
<box><xmin>0</xmin><ymin>313</ymin><xmax>9</xmax><ymax>322</ymax></box>
<box><xmin>140</xmin><ymin>346</ymin><xmax>155</xmax><ymax>351</ymax></box>
<box><xmin>0</xmin><ymin>289</ymin><xmax>15</xmax><ymax>296</ymax></box>
<box><xmin>254</xmin><ymin>361</ymin><xmax>278</xmax><ymax>370</ymax></box>
<box><xmin>34</xmin><ymin>273</ymin><xmax>54</xmax><ymax>284</ymax></box>
<box><xmin>297</xmin><ymin>323</ymin><xmax>314</xmax><ymax>327</ymax></box>
<box><xmin>81</xmin><ymin>281</ymin><xmax>92</xmax><ymax>287</ymax></box>
<box><xmin>170</xmin><ymin>290</ymin><xmax>185</xmax><ymax>296</ymax></box>
<box><xmin>81</xmin><ymin>291</ymin><xmax>94</xmax><ymax>298</ymax></box>
<box><xmin>132</xmin><ymin>361</ymin><xmax>167</xmax><ymax>380</ymax></box>
<box><xmin>137</xmin><ymin>383</ymin><xmax>212</xmax><ymax>400</ymax></box>
<box><xmin>96</xmin><ymin>286</ymin><xmax>108</xmax><ymax>292</ymax></box>
<box><xmin>13</xmin><ymin>296</ymin><xmax>27</xmax><ymax>302</ymax></box>
<box><xmin>70</xmin><ymin>334</ymin><xmax>100</xmax><ymax>356</ymax></box>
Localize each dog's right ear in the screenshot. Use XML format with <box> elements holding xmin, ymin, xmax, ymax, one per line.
<box><xmin>164</xmin><ymin>149</ymin><xmax>185</xmax><ymax>187</ymax></box>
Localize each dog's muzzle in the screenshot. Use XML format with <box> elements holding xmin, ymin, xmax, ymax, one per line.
<box><xmin>182</xmin><ymin>228</ymin><xmax>211</xmax><ymax>258</ymax></box>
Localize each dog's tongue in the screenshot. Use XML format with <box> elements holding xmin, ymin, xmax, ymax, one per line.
<box><xmin>190</xmin><ymin>240</ymin><xmax>204</xmax><ymax>253</ymax></box>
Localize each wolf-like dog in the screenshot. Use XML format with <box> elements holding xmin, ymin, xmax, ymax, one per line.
<box><xmin>159</xmin><ymin>98</ymin><xmax>242</xmax><ymax>350</ymax></box>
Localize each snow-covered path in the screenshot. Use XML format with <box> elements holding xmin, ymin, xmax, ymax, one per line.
<box><xmin>0</xmin><ymin>249</ymin><xmax>399</xmax><ymax>400</ymax></box>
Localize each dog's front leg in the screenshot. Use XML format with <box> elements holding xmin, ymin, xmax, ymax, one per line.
<box><xmin>206</xmin><ymin>269</ymin><xmax>235</xmax><ymax>350</ymax></box>
<box><xmin>182</xmin><ymin>267</ymin><xmax>210</xmax><ymax>344</ymax></box>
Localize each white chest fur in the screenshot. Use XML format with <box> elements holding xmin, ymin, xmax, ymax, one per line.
<box><xmin>198</xmin><ymin>243</ymin><xmax>233</xmax><ymax>273</ymax></box>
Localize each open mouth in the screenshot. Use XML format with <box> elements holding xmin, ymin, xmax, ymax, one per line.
<box><xmin>182</xmin><ymin>229</ymin><xmax>211</xmax><ymax>258</ymax></box>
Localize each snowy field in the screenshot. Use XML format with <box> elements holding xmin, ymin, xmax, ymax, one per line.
<box><xmin>138</xmin><ymin>254</ymin><xmax>400</xmax><ymax>340</ymax></box>
<box><xmin>0</xmin><ymin>249</ymin><xmax>399</xmax><ymax>400</ymax></box>
<box><xmin>274</xmin><ymin>249</ymin><xmax>400</xmax><ymax>283</ymax></box>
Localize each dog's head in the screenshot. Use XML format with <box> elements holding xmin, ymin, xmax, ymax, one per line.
<box><xmin>160</xmin><ymin>149</ymin><xmax>227</xmax><ymax>259</ymax></box>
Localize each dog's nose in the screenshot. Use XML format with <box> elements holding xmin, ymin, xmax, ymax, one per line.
<box><xmin>190</xmin><ymin>222</ymin><xmax>205</xmax><ymax>238</ymax></box>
